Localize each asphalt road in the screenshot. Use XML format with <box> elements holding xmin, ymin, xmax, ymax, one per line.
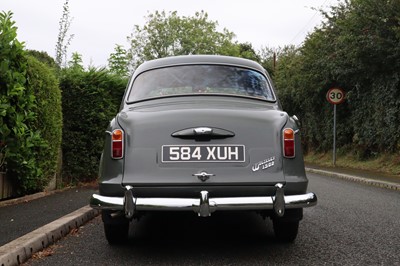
<box><xmin>24</xmin><ymin>173</ymin><xmax>400</xmax><ymax>266</ymax></box>
<box><xmin>0</xmin><ymin>187</ymin><xmax>97</xmax><ymax>246</ymax></box>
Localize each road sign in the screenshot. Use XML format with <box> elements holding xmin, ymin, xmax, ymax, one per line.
<box><xmin>326</xmin><ymin>87</ymin><xmax>345</xmax><ymax>166</ymax></box>
<box><xmin>326</xmin><ymin>87</ymin><xmax>345</xmax><ymax>105</ymax></box>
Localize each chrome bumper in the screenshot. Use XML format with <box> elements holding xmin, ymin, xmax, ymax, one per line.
<box><xmin>90</xmin><ymin>184</ymin><xmax>317</xmax><ymax>218</ymax></box>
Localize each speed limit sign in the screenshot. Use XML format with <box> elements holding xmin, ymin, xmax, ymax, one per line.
<box><xmin>326</xmin><ymin>87</ymin><xmax>345</xmax><ymax>105</ymax></box>
<box><xmin>326</xmin><ymin>87</ymin><xmax>345</xmax><ymax>166</ymax></box>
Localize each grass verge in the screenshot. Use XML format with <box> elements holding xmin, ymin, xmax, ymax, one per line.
<box><xmin>304</xmin><ymin>151</ymin><xmax>400</xmax><ymax>176</ymax></box>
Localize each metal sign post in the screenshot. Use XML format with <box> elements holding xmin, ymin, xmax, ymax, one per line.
<box><xmin>333</xmin><ymin>104</ymin><xmax>337</xmax><ymax>165</ymax></box>
<box><xmin>326</xmin><ymin>88</ymin><xmax>345</xmax><ymax>166</ymax></box>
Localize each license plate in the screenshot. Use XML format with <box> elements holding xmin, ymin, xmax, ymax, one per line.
<box><xmin>162</xmin><ymin>145</ymin><xmax>245</xmax><ymax>163</ymax></box>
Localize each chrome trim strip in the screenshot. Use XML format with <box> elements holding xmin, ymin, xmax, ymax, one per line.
<box><xmin>90</xmin><ymin>192</ymin><xmax>317</xmax><ymax>214</ymax></box>
<box><xmin>90</xmin><ymin>194</ymin><xmax>124</xmax><ymax>210</ymax></box>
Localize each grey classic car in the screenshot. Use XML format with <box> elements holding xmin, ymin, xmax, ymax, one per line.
<box><xmin>90</xmin><ymin>55</ymin><xmax>317</xmax><ymax>244</ymax></box>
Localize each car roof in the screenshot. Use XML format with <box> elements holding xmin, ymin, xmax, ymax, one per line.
<box><xmin>134</xmin><ymin>55</ymin><xmax>266</xmax><ymax>75</ymax></box>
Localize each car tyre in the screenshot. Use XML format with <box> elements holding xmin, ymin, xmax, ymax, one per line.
<box><xmin>273</xmin><ymin>220</ymin><xmax>299</xmax><ymax>243</ymax></box>
<box><xmin>104</xmin><ymin>222</ymin><xmax>129</xmax><ymax>245</ymax></box>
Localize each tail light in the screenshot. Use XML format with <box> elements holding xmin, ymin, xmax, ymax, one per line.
<box><xmin>111</xmin><ymin>129</ymin><xmax>124</xmax><ymax>159</ymax></box>
<box><xmin>283</xmin><ymin>128</ymin><xmax>295</xmax><ymax>158</ymax></box>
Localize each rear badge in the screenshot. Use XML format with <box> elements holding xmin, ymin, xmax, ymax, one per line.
<box><xmin>252</xmin><ymin>156</ymin><xmax>275</xmax><ymax>172</ymax></box>
<box><xmin>193</xmin><ymin>171</ymin><xmax>215</xmax><ymax>182</ymax></box>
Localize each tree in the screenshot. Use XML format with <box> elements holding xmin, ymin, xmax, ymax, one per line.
<box><xmin>272</xmin><ymin>0</ymin><xmax>400</xmax><ymax>156</ymax></box>
<box><xmin>55</xmin><ymin>0</ymin><xmax>74</xmax><ymax>68</ymax></box>
<box><xmin>126</xmin><ymin>10</ymin><xmax>238</xmax><ymax>69</ymax></box>
<box><xmin>108</xmin><ymin>44</ymin><xmax>129</xmax><ymax>76</ymax></box>
<box><xmin>258</xmin><ymin>46</ymin><xmax>279</xmax><ymax>76</ymax></box>
<box><xmin>236</xmin><ymin>42</ymin><xmax>260</xmax><ymax>62</ymax></box>
<box><xmin>68</xmin><ymin>52</ymin><xmax>84</xmax><ymax>71</ymax></box>
<box><xmin>273</xmin><ymin>45</ymin><xmax>303</xmax><ymax>110</ymax></box>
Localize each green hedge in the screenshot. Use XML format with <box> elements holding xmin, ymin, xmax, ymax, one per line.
<box><xmin>60</xmin><ymin>67</ymin><xmax>127</xmax><ymax>182</ymax></box>
<box><xmin>0</xmin><ymin>12</ymin><xmax>62</xmax><ymax>194</ymax></box>
<box><xmin>26</xmin><ymin>55</ymin><xmax>63</xmax><ymax>186</ymax></box>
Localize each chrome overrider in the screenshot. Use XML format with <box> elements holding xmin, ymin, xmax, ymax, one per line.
<box><xmin>90</xmin><ymin>183</ymin><xmax>317</xmax><ymax>218</ymax></box>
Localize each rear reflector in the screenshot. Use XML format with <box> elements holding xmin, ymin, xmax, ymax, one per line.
<box><xmin>283</xmin><ymin>128</ymin><xmax>295</xmax><ymax>158</ymax></box>
<box><xmin>112</xmin><ymin>129</ymin><xmax>124</xmax><ymax>159</ymax></box>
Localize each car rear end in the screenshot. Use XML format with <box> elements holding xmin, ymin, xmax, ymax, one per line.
<box><xmin>90</xmin><ymin>55</ymin><xmax>316</xmax><ymax>244</ymax></box>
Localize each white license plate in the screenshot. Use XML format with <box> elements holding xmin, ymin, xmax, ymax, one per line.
<box><xmin>161</xmin><ymin>145</ymin><xmax>245</xmax><ymax>163</ymax></box>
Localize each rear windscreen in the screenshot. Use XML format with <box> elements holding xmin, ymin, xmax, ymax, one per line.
<box><xmin>127</xmin><ymin>65</ymin><xmax>275</xmax><ymax>102</ymax></box>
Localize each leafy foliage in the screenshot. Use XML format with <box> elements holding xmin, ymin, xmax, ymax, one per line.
<box><xmin>126</xmin><ymin>10</ymin><xmax>238</xmax><ymax>69</ymax></box>
<box><xmin>236</xmin><ymin>42</ymin><xmax>261</xmax><ymax>62</ymax></box>
<box><xmin>274</xmin><ymin>0</ymin><xmax>400</xmax><ymax>157</ymax></box>
<box><xmin>26</xmin><ymin>55</ymin><xmax>62</xmax><ymax>189</ymax></box>
<box><xmin>27</xmin><ymin>50</ymin><xmax>59</xmax><ymax>71</ymax></box>
<box><xmin>0</xmin><ymin>11</ymin><xmax>49</xmax><ymax>194</ymax></box>
<box><xmin>60</xmin><ymin>66</ymin><xmax>127</xmax><ymax>182</ymax></box>
<box><xmin>55</xmin><ymin>0</ymin><xmax>74</xmax><ymax>68</ymax></box>
<box><xmin>68</xmin><ymin>52</ymin><xmax>84</xmax><ymax>71</ymax></box>
<box><xmin>108</xmin><ymin>44</ymin><xmax>129</xmax><ymax>77</ymax></box>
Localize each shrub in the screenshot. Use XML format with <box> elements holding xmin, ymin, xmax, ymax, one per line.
<box><xmin>0</xmin><ymin>11</ymin><xmax>47</xmax><ymax>194</ymax></box>
<box><xmin>26</xmin><ymin>55</ymin><xmax>63</xmax><ymax>186</ymax></box>
<box><xmin>60</xmin><ymin>67</ymin><xmax>127</xmax><ymax>182</ymax></box>
<box><xmin>27</xmin><ymin>50</ymin><xmax>59</xmax><ymax>72</ymax></box>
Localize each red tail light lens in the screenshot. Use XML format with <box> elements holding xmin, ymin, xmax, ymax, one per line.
<box><xmin>283</xmin><ymin>128</ymin><xmax>295</xmax><ymax>158</ymax></box>
<box><xmin>111</xmin><ymin>129</ymin><xmax>124</xmax><ymax>159</ymax></box>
